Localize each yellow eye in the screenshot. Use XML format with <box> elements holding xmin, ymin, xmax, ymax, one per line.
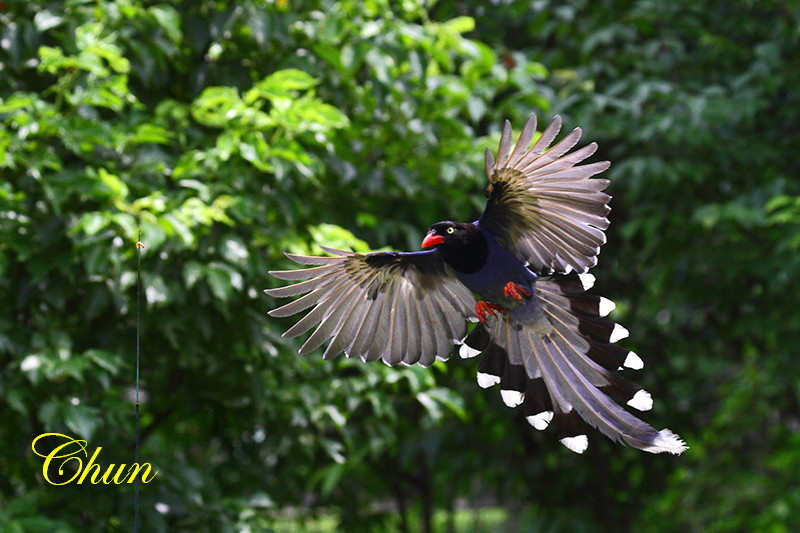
<box><xmin>446</xmin><ymin>227</ymin><xmax>455</xmax><ymax>234</ymax></box>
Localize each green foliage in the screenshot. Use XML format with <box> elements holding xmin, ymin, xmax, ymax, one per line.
<box><xmin>1</xmin><ymin>0</ymin><xmax>798</xmax><ymax>531</ymax></box>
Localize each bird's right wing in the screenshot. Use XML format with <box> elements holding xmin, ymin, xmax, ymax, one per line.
<box><xmin>479</xmin><ymin>114</ymin><xmax>611</xmax><ymax>274</ymax></box>
<box><xmin>266</xmin><ymin>247</ymin><xmax>476</xmax><ymax>367</ymax></box>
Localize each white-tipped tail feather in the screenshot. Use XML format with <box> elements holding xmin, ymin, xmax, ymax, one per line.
<box><xmin>642</xmin><ymin>429</ymin><xmax>689</xmax><ymax>455</ymax></box>
<box><xmin>609</xmin><ymin>324</ymin><xmax>629</xmax><ymax>343</ymax></box>
<box><xmin>627</xmin><ymin>389</ymin><xmax>653</xmax><ymax>411</ymax></box>
<box><xmin>578</xmin><ymin>273</ymin><xmax>596</xmax><ymax>291</ymax></box>
<box><xmin>623</xmin><ymin>351</ymin><xmax>644</xmax><ymax>370</ymax></box>
<box><xmin>459</xmin><ymin>343</ymin><xmax>482</xmax><ymax>359</ymax></box>
<box><xmin>477</xmin><ymin>372</ymin><xmax>501</xmax><ymax>388</ymax></box>
<box><xmin>501</xmin><ymin>390</ymin><xmax>525</xmax><ymax>407</ymax></box>
<box><xmin>527</xmin><ymin>411</ymin><xmax>554</xmax><ymax>430</ymax></box>
<box><xmin>598</xmin><ymin>297</ymin><xmax>616</xmax><ymax>317</ymax></box>
<box><xmin>560</xmin><ymin>435</ymin><xmax>589</xmax><ymax>454</ymax></box>
<box><xmin>469</xmin><ymin>273</ymin><xmax>689</xmax><ymax>456</ymax></box>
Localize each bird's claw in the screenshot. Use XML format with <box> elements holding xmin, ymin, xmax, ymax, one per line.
<box><xmin>503</xmin><ymin>282</ymin><xmax>531</xmax><ymax>301</ymax></box>
<box><xmin>475</xmin><ymin>301</ymin><xmax>505</xmax><ymax>323</ymax></box>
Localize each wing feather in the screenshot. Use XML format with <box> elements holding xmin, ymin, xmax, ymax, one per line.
<box><xmin>415</xmin><ymin>296</ymin><xmax>436</xmax><ymax>363</ymax></box>
<box><xmin>350</xmin><ymin>288</ymin><xmax>388</xmax><ymax>361</ymax></box>
<box><xmin>283</xmin><ymin>277</ymin><xmax>354</xmax><ymax>340</ymax></box>
<box><xmin>301</xmin><ymin>274</ymin><xmax>368</xmax><ymax>353</ymax></box>
<box><xmin>480</xmin><ymin>113</ymin><xmax>612</xmax><ymax>274</ymax></box>
<box><xmin>495</xmin><ymin>120</ymin><xmax>514</xmax><ymax>169</ymax></box>
<box><xmin>266</xmin><ymin>249</ymin><xmax>476</xmax><ymax>367</ymax></box>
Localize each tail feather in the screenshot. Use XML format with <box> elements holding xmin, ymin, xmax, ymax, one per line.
<box><xmin>521</xmin><ymin>377</ymin><xmax>554</xmax><ymax>429</ymax></box>
<box><xmin>530</xmin><ymin>331</ymin><xmax>667</xmax><ymax>450</ymax></box>
<box><xmin>475</xmin><ymin>338</ymin><xmax>505</xmax><ymax>389</ymax></box>
<box><xmin>587</xmin><ymin>339</ymin><xmax>643</xmax><ymax>371</ymax></box>
<box><xmin>555</xmin><ymin>409</ymin><xmax>589</xmax><ymax>454</ymax></box>
<box><xmin>465</xmin><ymin>273</ymin><xmax>687</xmax><ymax>455</ymax></box>
<box><xmin>541</xmin><ymin>313</ymin><xmax>647</xmax><ymax>410</ymax></box>
<box><xmin>500</xmin><ymin>363</ymin><xmax>527</xmax><ymax>407</ymax></box>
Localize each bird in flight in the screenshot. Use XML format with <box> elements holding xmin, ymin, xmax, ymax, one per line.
<box><xmin>266</xmin><ymin>114</ymin><xmax>686</xmax><ymax>455</ymax></box>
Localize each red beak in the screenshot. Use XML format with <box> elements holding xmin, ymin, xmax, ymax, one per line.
<box><xmin>421</xmin><ymin>232</ymin><xmax>444</xmax><ymax>248</ymax></box>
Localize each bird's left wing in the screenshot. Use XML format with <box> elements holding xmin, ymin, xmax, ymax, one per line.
<box><xmin>265</xmin><ymin>247</ymin><xmax>476</xmax><ymax>367</ymax></box>
<box><xmin>479</xmin><ymin>114</ymin><xmax>611</xmax><ymax>274</ymax></box>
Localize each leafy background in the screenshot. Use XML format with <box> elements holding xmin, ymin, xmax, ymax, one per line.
<box><xmin>1</xmin><ymin>0</ymin><xmax>799</xmax><ymax>531</ymax></box>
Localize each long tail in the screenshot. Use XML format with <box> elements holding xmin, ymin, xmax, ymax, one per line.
<box><xmin>459</xmin><ymin>273</ymin><xmax>686</xmax><ymax>454</ymax></box>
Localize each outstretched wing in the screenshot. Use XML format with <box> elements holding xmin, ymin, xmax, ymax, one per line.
<box><xmin>266</xmin><ymin>247</ymin><xmax>476</xmax><ymax>367</ymax></box>
<box><xmin>459</xmin><ymin>272</ymin><xmax>686</xmax><ymax>454</ymax></box>
<box><xmin>479</xmin><ymin>114</ymin><xmax>612</xmax><ymax>274</ymax></box>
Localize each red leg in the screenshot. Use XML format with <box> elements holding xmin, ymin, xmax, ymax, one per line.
<box><xmin>475</xmin><ymin>301</ymin><xmax>505</xmax><ymax>323</ymax></box>
<box><xmin>503</xmin><ymin>281</ymin><xmax>531</xmax><ymax>301</ymax></box>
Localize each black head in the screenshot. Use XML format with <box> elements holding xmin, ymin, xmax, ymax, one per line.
<box><xmin>421</xmin><ymin>221</ymin><xmax>487</xmax><ymax>273</ymax></box>
<box><xmin>421</xmin><ymin>221</ymin><xmax>475</xmax><ymax>248</ymax></box>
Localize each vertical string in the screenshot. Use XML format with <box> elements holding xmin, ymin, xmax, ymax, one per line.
<box><xmin>134</xmin><ymin>234</ymin><xmax>144</xmax><ymax>532</ymax></box>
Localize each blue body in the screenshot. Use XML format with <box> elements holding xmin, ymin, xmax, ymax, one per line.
<box><xmin>451</xmin><ymin>221</ymin><xmax>545</xmax><ymax>327</ymax></box>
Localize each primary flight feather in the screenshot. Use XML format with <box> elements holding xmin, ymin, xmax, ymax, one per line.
<box><xmin>266</xmin><ymin>113</ymin><xmax>687</xmax><ymax>455</ymax></box>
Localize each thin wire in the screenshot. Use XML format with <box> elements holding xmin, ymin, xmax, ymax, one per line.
<box><xmin>134</xmin><ymin>233</ymin><xmax>144</xmax><ymax>532</ymax></box>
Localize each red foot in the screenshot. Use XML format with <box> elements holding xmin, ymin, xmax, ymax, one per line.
<box><xmin>476</xmin><ymin>301</ymin><xmax>505</xmax><ymax>323</ymax></box>
<box><xmin>503</xmin><ymin>281</ymin><xmax>531</xmax><ymax>301</ymax></box>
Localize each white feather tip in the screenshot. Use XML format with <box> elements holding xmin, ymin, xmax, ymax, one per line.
<box><xmin>627</xmin><ymin>389</ymin><xmax>653</xmax><ymax>411</ymax></box>
<box><xmin>578</xmin><ymin>273</ymin><xmax>596</xmax><ymax>291</ymax></box>
<box><xmin>526</xmin><ymin>411</ymin><xmax>554</xmax><ymax>431</ymax></box>
<box><xmin>609</xmin><ymin>324</ymin><xmax>629</xmax><ymax>343</ymax></box>
<box><xmin>623</xmin><ymin>351</ymin><xmax>644</xmax><ymax>370</ymax></box>
<box><xmin>598</xmin><ymin>297</ymin><xmax>616</xmax><ymax>317</ymax></box>
<box><xmin>459</xmin><ymin>343</ymin><xmax>481</xmax><ymax>359</ymax></box>
<box><xmin>500</xmin><ymin>389</ymin><xmax>525</xmax><ymax>407</ymax></box>
<box><xmin>477</xmin><ymin>372</ymin><xmax>500</xmax><ymax>389</ymax></box>
<box><xmin>560</xmin><ymin>435</ymin><xmax>589</xmax><ymax>454</ymax></box>
<box><xmin>643</xmin><ymin>429</ymin><xmax>688</xmax><ymax>455</ymax></box>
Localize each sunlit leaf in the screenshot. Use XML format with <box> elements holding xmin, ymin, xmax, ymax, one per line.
<box><xmin>254</xmin><ymin>69</ymin><xmax>317</xmax><ymax>100</ymax></box>
<box><xmin>149</xmin><ymin>4</ymin><xmax>182</xmax><ymax>44</ymax></box>
<box><xmin>64</xmin><ymin>403</ymin><xmax>100</xmax><ymax>441</ymax></box>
